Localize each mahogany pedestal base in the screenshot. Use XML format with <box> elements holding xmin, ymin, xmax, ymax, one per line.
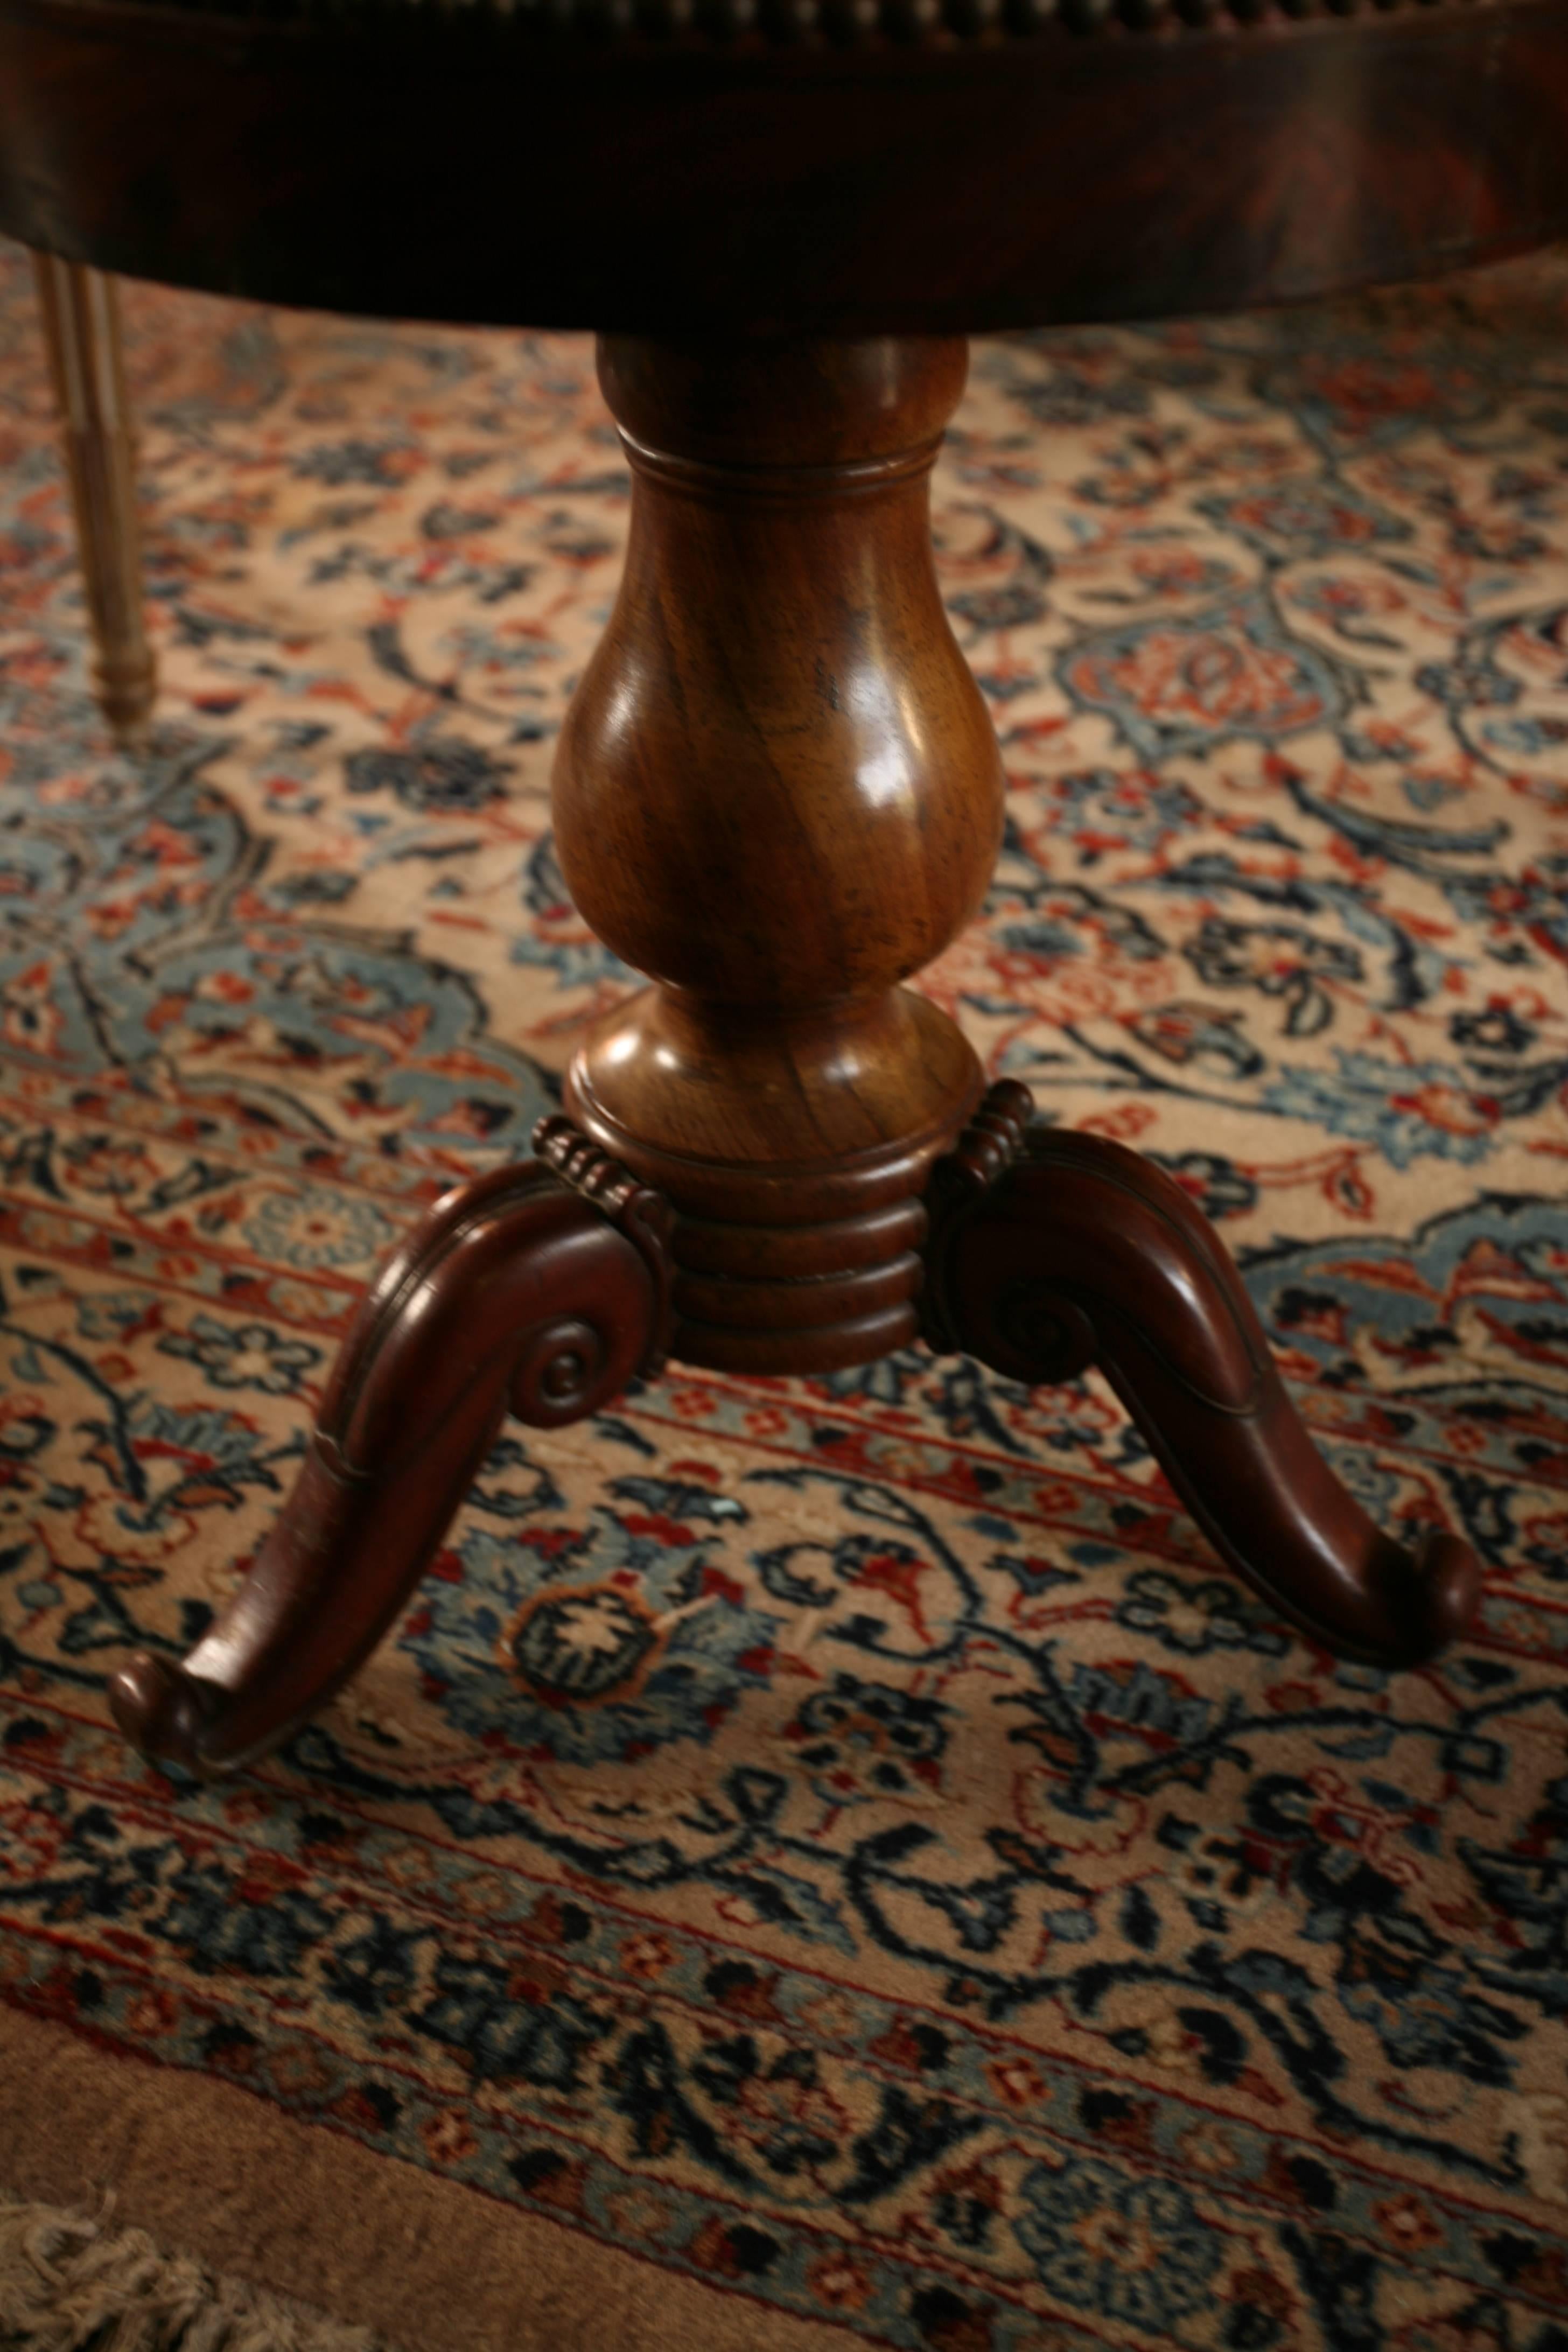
<box><xmin>108</xmin><ymin>332</ymin><xmax>1482</xmax><ymax>1777</ymax></box>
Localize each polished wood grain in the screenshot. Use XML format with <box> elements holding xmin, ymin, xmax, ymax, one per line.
<box><xmin>32</xmin><ymin>251</ymin><xmax>155</xmax><ymax>745</ymax></box>
<box><xmin>3</xmin><ymin>3</ymin><xmax>1568</xmax><ymax>334</ymax></box>
<box><xmin>108</xmin><ymin>1135</ymin><xmax>673</xmax><ymax>1775</ymax></box>
<box><xmin>924</xmin><ymin>1085</ymin><xmax>1483</xmax><ymax>1665</ymax></box>
<box><xmin>558</xmin><ymin>335</ymin><xmax>1000</xmax><ymax>1371</ymax></box>
<box><xmin>101</xmin><ymin>316</ymin><xmax>1490</xmax><ymax>1775</ymax></box>
<box><xmin>16</xmin><ymin>0</ymin><xmax>1521</xmax><ymax>1768</ymax></box>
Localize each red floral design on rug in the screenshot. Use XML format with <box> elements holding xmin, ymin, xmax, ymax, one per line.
<box><xmin>1</xmin><ymin>238</ymin><xmax>1566</xmax><ymax>2350</ymax></box>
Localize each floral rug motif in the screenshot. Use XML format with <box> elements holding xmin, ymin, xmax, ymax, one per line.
<box><xmin>1</xmin><ymin>237</ymin><xmax>1566</xmax><ymax>2352</ymax></box>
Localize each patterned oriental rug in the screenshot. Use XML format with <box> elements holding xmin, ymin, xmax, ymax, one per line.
<box><xmin>0</xmin><ymin>234</ymin><xmax>1565</xmax><ymax>2352</ymax></box>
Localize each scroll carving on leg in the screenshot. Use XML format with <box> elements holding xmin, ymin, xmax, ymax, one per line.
<box><xmin>109</xmin><ymin>1119</ymin><xmax>673</xmax><ymax>1777</ymax></box>
<box><xmin>922</xmin><ymin>1084</ymin><xmax>1482</xmax><ymax>1665</ymax></box>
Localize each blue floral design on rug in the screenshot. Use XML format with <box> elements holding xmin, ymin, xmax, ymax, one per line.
<box><xmin>1</xmin><ymin>239</ymin><xmax>1566</xmax><ymax>2350</ymax></box>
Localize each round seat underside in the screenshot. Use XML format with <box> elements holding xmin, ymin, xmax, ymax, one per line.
<box><xmin>3</xmin><ymin>0</ymin><xmax>1568</xmax><ymax>330</ymax></box>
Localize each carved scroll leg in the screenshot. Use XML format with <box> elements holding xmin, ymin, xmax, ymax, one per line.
<box><xmin>32</xmin><ymin>253</ymin><xmax>156</xmax><ymax>747</ymax></box>
<box><xmin>110</xmin><ymin>1123</ymin><xmax>673</xmax><ymax>1776</ymax></box>
<box><xmin>925</xmin><ymin>1085</ymin><xmax>1481</xmax><ymax>1667</ymax></box>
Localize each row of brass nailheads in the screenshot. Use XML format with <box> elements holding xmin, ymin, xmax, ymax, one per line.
<box><xmin>576</xmin><ymin>0</ymin><xmax>1478</xmax><ymax>29</ymax></box>
<box><xmin>141</xmin><ymin>0</ymin><xmax>1498</xmax><ymax>39</ymax></box>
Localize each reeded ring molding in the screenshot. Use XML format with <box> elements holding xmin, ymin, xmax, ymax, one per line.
<box><xmin>617</xmin><ymin>426</ymin><xmax>949</xmax><ymax>501</ymax></box>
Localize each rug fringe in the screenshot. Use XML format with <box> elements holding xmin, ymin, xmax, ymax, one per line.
<box><xmin>0</xmin><ymin>2194</ymin><xmax>384</xmax><ymax>2352</ymax></box>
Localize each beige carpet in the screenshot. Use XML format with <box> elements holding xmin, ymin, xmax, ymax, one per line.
<box><xmin>0</xmin><ymin>2189</ymin><xmax>384</xmax><ymax>2352</ymax></box>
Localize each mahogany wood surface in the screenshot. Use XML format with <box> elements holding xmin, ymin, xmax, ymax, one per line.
<box><xmin>3</xmin><ymin>2</ymin><xmax>1568</xmax><ymax>334</ymax></box>
<box><xmin>9</xmin><ymin>0</ymin><xmax>1511</xmax><ymax>1762</ymax></box>
<box><xmin>31</xmin><ymin>251</ymin><xmax>155</xmax><ymax>744</ymax></box>
<box><xmin>559</xmin><ymin>335</ymin><xmax>999</xmax><ymax>1373</ymax></box>
<box><xmin>924</xmin><ymin>1086</ymin><xmax>1483</xmax><ymax>1667</ymax></box>
<box><xmin>108</xmin><ymin>1133</ymin><xmax>673</xmax><ymax>1774</ymax></box>
<box><xmin>103</xmin><ymin>319</ymin><xmax>1487</xmax><ymax>1766</ymax></box>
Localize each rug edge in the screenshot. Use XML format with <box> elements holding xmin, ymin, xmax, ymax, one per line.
<box><xmin>0</xmin><ymin>2187</ymin><xmax>381</xmax><ymax>2351</ymax></box>
<box><xmin>0</xmin><ymin>2003</ymin><xmax>851</xmax><ymax>2352</ymax></box>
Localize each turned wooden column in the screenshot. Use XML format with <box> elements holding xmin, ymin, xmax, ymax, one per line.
<box><xmin>32</xmin><ymin>252</ymin><xmax>156</xmax><ymax>746</ymax></box>
<box><xmin>555</xmin><ymin>336</ymin><xmax>1003</xmax><ymax>1374</ymax></box>
<box><xmin>105</xmin><ymin>328</ymin><xmax>1486</xmax><ymax>1774</ymax></box>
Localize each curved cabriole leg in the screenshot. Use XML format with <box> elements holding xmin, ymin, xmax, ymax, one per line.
<box><xmin>109</xmin><ymin>1120</ymin><xmax>673</xmax><ymax>1776</ymax></box>
<box><xmin>923</xmin><ymin>1084</ymin><xmax>1481</xmax><ymax>1666</ymax></box>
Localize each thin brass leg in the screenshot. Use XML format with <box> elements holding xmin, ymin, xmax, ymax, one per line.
<box><xmin>33</xmin><ymin>253</ymin><xmax>156</xmax><ymax>747</ymax></box>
